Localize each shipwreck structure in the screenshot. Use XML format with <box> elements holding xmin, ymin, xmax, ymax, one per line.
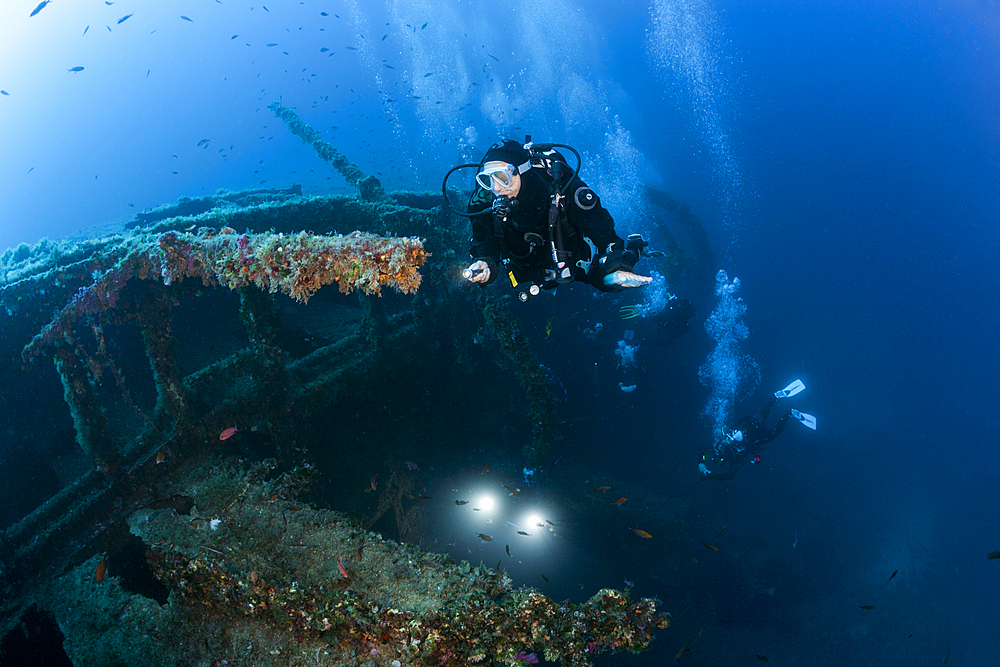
<box><xmin>0</xmin><ymin>104</ymin><xmax>713</xmax><ymax>665</ymax></box>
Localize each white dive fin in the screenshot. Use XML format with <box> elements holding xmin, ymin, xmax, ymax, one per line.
<box><xmin>775</xmin><ymin>379</ymin><xmax>805</xmax><ymax>399</ymax></box>
<box><xmin>791</xmin><ymin>409</ymin><xmax>817</xmax><ymax>430</ymax></box>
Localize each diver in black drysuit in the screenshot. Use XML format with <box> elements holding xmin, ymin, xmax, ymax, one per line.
<box><xmin>464</xmin><ymin>140</ymin><xmax>651</xmax><ymax>299</ymax></box>
<box><xmin>698</xmin><ymin>395</ymin><xmax>792</xmax><ymax>481</ymax></box>
<box><xmin>643</xmin><ymin>297</ymin><xmax>695</xmax><ymax>346</ymax></box>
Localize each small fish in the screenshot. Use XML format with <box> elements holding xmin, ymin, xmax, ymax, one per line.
<box><xmin>145</xmin><ymin>70</ymin><xmax>149</xmax><ymax>78</ymax></box>
<box><xmin>231</xmin><ymin>34</ymin><xmax>238</xmax><ymax>39</ymax></box>
<box><xmin>517</xmin><ymin>531</ymin><xmax>530</xmax><ymax>536</ymax></box>
<box><xmin>95</xmin><ymin>554</ymin><xmax>108</xmax><ymax>583</ymax></box>
<box><xmin>630</xmin><ymin>527</ymin><xmax>652</xmax><ymax>539</ymax></box>
<box><xmin>488</xmin><ymin>53</ymin><xmax>499</xmax><ymax>62</ymax></box>
<box><xmin>593</xmin><ymin>486</ymin><xmax>611</xmax><ymax>492</ymax></box>
<box><xmin>321</xmin><ymin>12</ymin><xmax>328</xmax><ymax>16</ymax></box>
<box><xmin>337</xmin><ymin>553</ymin><xmax>348</xmax><ymax>578</ymax></box>
<box><xmin>266</xmin><ymin>43</ymin><xmax>278</xmax><ymax>47</ymax></box>
<box><xmin>180</xmin><ymin>15</ymin><xmax>193</xmax><ymax>22</ymax></box>
<box><xmin>624</xmin><ymin>578</ymin><xmax>634</xmax><ymax>588</ymax></box>
<box><xmin>943</xmin><ymin>647</ymin><xmax>950</xmax><ymax>664</ymax></box>
<box><xmin>675</xmin><ymin>638</ymin><xmax>692</xmax><ymax>662</ymax></box>
<box><xmin>477</xmin><ymin>533</ymin><xmax>492</xmax><ymax>542</ymax></box>
<box><xmin>756</xmin><ymin>655</ymin><xmax>768</xmax><ymax>662</ymax></box>
<box><xmin>197</xmin><ymin>138</ymin><xmax>210</xmax><ymax>147</ymax></box>
<box><xmin>416</xmin><ymin>495</ymin><xmax>431</xmax><ymax>500</ymax></box>
<box><xmin>536</xmin><ymin>523</ymin><xmax>545</xmax><ymax>528</ymax></box>
<box><xmin>219</xmin><ymin>424</ymin><xmax>238</xmax><ymax>440</ymax></box>
<box><xmin>690</xmin><ymin>556</ymin><xmax>698</xmax><ymax>563</ymax></box>
<box><xmin>320</xmin><ymin>47</ymin><xmax>329</xmax><ymax>53</ymax></box>
<box><xmin>1</xmin><ymin>90</ymin><xmax>8</xmax><ymax>96</ymax></box>
<box><xmin>987</xmin><ymin>551</ymin><xmax>1000</xmax><ymax>560</ymax></box>
<box><xmin>546</xmin><ymin>520</ymin><xmax>555</xmax><ymax>526</ymax></box>
<box><xmin>454</xmin><ymin>500</ymin><xmax>468</xmax><ymax>506</ymax></box>
<box><xmin>29</xmin><ymin>1</ymin><xmax>50</xmax><ymax>18</ymax></box>
<box><xmin>83</xmin><ymin>26</ymin><xmax>90</xmax><ymax>36</ymax></box>
<box><xmin>505</xmin><ymin>545</ymin><xmax>511</xmax><ymax>557</ymax></box>
<box><xmin>481</xmin><ymin>463</ymin><xmax>491</xmax><ymax>474</ymax></box>
<box><xmin>156</xmin><ymin>450</ymin><xmax>166</xmax><ymax>464</ymax></box>
<box><xmin>858</xmin><ymin>605</ymin><xmax>875</xmax><ymax>610</ymax></box>
<box><xmin>502</xmin><ymin>484</ymin><xmax>520</xmax><ymax>496</ymax></box>
<box><xmin>404</xmin><ymin>461</ymin><xmax>419</xmax><ymax>471</ymax></box>
<box><xmin>117</xmin><ymin>13</ymin><xmax>133</xmax><ymax>24</ymax></box>
<box><xmin>423</xmin><ymin>72</ymin><xmax>433</xmax><ymax>77</ymax></box>
<box><xmin>700</xmin><ymin>540</ymin><xmax>720</xmax><ymax>552</ymax></box>
<box><xmin>364</xmin><ymin>474</ymin><xmax>377</xmax><ymax>493</ymax></box>
<box><xmin>541</xmin><ymin>574</ymin><xmax>549</xmax><ymax>582</ymax></box>
<box><xmin>885</xmin><ymin>569</ymin><xmax>898</xmax><ymax>585</ymax></box>
<box><xmin>612</xmin><ymin>497</ymin><xmax>627</xmax><ymax>505</ymax></box>
<box><xmin>381</xmin><ymin>34</ymin><xmax>387</xmax><ymax>41</ymax></box>
<box><xmin>716</xmin><ymin>525</ymin><xmax>727</xmax><ymax>539</ymax></box>
<box><xmin>67</xmin><ymin>67</ymin><xmax>85</xmax><ymax>73</ymax></box>
<box><xmin>421</xmin><ymin>21</ymin><xmax>428</xmax><ymax>29</ymax></box>
<box><xmin>384</xmin><ymin>64</ymin><xmax>395</xmax><ymax>69</ymax></box>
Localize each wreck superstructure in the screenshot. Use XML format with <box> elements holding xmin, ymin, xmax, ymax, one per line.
<box><xmin>0</xmin><ymin>105</ymin><xmax>713</xmax><ymax>665</ymax></box>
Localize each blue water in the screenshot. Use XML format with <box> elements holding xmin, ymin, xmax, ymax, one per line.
<box><xmin>2</xmin><ymin>1</ymin><xmax>998</xmax><ymax>664</ymax></box>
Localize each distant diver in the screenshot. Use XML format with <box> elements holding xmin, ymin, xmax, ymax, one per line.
<box><xmin>643</xmin><ymin>295</ymin><xmax>696</xmax><ymax>346</ymax></box>
<box><xmin>699</xmin><ymin>379</ymin><xmax>816</xmax><ymax>481</ymax></box>
<box><xmin>443</xmin><ymin>138</ymin><xmax>656</xmax><ymax>301</ymax></box>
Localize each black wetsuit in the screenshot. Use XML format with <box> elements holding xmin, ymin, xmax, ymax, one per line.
<box><xmin>467</xmin><ymin>151</ymin><xmax>633</xmax><ymax>293</ymax></box>
<box><xmin>700</xmin><ymin>396</ymin><xmax>791</xmax><ymax>481</ymax></box>
<box><xmin>644</xmin><ymin>297</ymin><xmax>695</xmax><ymax>346</ymax></box>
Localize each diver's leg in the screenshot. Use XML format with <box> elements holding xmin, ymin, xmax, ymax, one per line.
<box><xmin>768</xmin><ymin>409</ymin><xmax>791</xmax><ymax>442</ymax></box>
<box><xmin>760</xmin><ymin>395</ymin><xmax>777</xmax><ymax>421</ymax></box>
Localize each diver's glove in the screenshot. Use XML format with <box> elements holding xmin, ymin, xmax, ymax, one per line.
<box><xmin>463</xmin><ymin>260</ymin><xmax>491</xmax><ymax>284</ymax></box>
<box><xmin>604</xmin><ymin>271</ymin><xmax>653</xmax><ymax>288</ymax></box>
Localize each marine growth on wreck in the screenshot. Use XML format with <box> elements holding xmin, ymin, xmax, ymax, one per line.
<box><xmin>0</xmin><ymin>105</ymin><xmax>712</xmax><ymax>666</ymax></box>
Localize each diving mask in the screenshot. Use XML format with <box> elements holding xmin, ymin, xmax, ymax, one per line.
<box><xmin>476</xmin><ymin>161</ymin><xmax>517</xmax><ymax>192</ymax></box>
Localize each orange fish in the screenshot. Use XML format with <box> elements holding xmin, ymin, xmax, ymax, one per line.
<box><xmin>95</xmin><ymin>554</ymin><xmax>108</xmax><ymax>583</ymax></box>
<box><xmin>502</xmin><ymin>484</ymin><xmax>520</xmax><ymax>496</ymax></box>
<box><xmin>481</xmin><ymin>463</ymin><xmax>492</xmax><ymax>474</ymax></box>
<box><xmin>700</xmin><ymin>540</ymin><xmax>720</xmax><ymax>552</ymax></box>
<box><xmin>156</xmin><ymin>450</ymin><xmax>167</xmax><ymax>464</ymax></box>
<box><xmin>675</xmin><ymin>638</ymin><xmax>692</xmax><ymax>662</ymax></box>
<box><xmin>337</xmin><ymin>553</ymin><xmax>348</xmax><ymax>579</ymax></box>
<box><xmin>219</xmin><ymin>424</ymin><xmax>238</xmax><ymax>440</ymax></box>
<box><xmin>364</xmin><ymin>474</ymin><xmax>377</xmax><ymax>493</ymax></box>
<box><xmin>593</xmin><ymin>486</ymin><xmax>611</xmax><ymax>492</ymax></box>
<box><xmin>630</xmin><ymin>527</ymin><xmax>653</xmax><ymax>539</ymax></box>
<box><xmin>612</xmin><ymin>497</ymin><xmax>628</xmax><ymax>506</ymax></box>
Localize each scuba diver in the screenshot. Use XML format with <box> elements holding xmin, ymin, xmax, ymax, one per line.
<box><xmin>442</xmin><ymin>138</ymin><xmax>654</xmax><ymax>301</ymax></box>
<box><xmin>698</xmin><ymin>379</ymin><xmax>817</xmax><ymax>481</ymax></box>
<box><xmin>621</xmin><ymin>294</ymin><xmax>696</xmax><ymax>346</ymax></box>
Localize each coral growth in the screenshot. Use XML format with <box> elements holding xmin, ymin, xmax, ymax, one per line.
<box><xmin>23</xmin><ymin>228</ymin><xmax>425</xmax><ymax>360</ymax></box>
<box><xmin>112</xmin><ymin>462</ymin><xmax>669</xmax><ymax>667</ymax></box>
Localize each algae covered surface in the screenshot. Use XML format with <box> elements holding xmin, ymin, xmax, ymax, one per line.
<box><xmin>36</xmin><ymin>460</ymin><xmax>667</xmax><ymax>666</ymax></box>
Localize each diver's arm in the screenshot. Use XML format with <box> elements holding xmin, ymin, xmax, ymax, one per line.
<box><xmin>468</xmin><ymin>210</ymin><xmax>501</xmax><ymax>285</ymax></box>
